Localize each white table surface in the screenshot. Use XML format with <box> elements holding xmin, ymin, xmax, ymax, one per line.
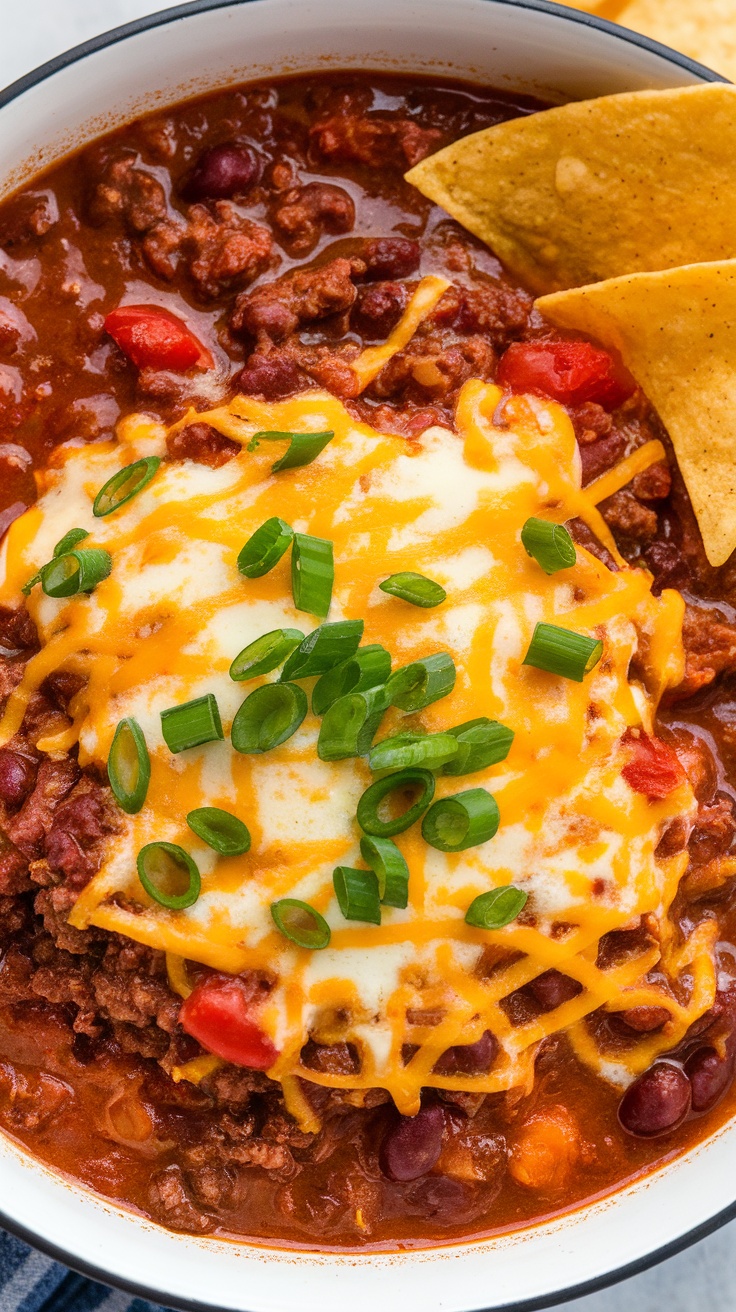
<box><xmin>0</xmin><ymin>3</ymin><xmax>734</xmax><ymax>1310</ymax></box>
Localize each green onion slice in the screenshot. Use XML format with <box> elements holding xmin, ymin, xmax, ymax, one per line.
<box><xmin>248</xmin><ymin>429</ymin><xmax>334</xmax><ymax>473</ymax></box>
<box><xmin>291</xmin><ymin>533</ymin><xmax>334</xmax><ymax>618</ymax></box>
<box><xmin>442</xmin><ymin>718</ymin><xmax>515</xmax><ymax>776</ymax></box>
<box><xmin>237</xmin><ymin>517</ymin><xmax>293</xmax><ymax>578</ymax></box>
<box><xmin>333</xmin><ymin>866</ymin><xmax>381</xmax><ymax>924</ymax></box>
<box><xmin>465</xmin><ymin>885</ymin><xmax>528</xmax><ymax>930</ymax></box>
<box><xmin>137</xmin><ymin>841</ymin><xmax>201</xmax><ymax>910</ymax></box>
<box><xmin>161</xmin><ymin>693</ymin><xmax>223</xmax><ymax>753</ymax></box>
<box><xmin>93</xmin><ymin>456</ymin><xmax>161</xmax><ymax>517</ymax></box>
<box><xmin>521</xmin><ymin>517</ymin><xmax>576</xmax><ymax>575</ymax></box>
<box><xmin>379</xmin><ymin>571</ymin><xmax>446</xmax><ymax>608</ymax></box>
<box><xmin>422</xmin><ymin>788</ymin><xmax>499</xmax><ymax>852</ymax></box>
<box><xmin>312</xmin><ymin>644</ymin><xmax>391</xmax><ymax>716</ymax></box>
<box><xmin>186</xmin><ymin>806</ymin><xmax>251</xmax><ymax>856</ymax></box>
<box><xmin>317</xmin><ymin>686</ymin><xmax>388</xmax><ymax>761</ymax></box>
<box><xmin>368</xmin><ymin>730</ymin><xmax>459</xmax><ymax>773</ymax></box>
<box><xmin>360</xmin><ymin>835</ymin><xmax>409</xmax><ymax>908</ymax></box>
<box><xmin>271</xmin><ymin>898</ymin><xmax>331</xmax><ymax>949</ymax></box>
<box><xmin>231</xmin><ymin>682</ymin><xmax>307</xmax><ymax>753</ymax></box>
<box><xmin>22</xmin><ymin>528</ymin><xmax>93</xmax><ymax>596</ymax></box>
<box><xmin>53</xmin><ymin>527</ymin><xmax>90</xmax><ymax>557</ymax></box>
<box><xmin>108</xmin><ymin>717</ymin><xmax>150</xmax><ymax>814</ymax></box>
<box><xmin>523</xmin><ymin>622</ymin><xmax>603</xmax><ymax>682</ymax></box>
<box><xmin>386</xmin><ymin>653</ymin><xmax>456</xmax><ymax>712</ymax></box>
<box><xmin>230</xmin><ymin>628</ymin><xmax>304</xmax><ymax>682</ymax></box>
<box><xmin>281</xmin><ymin>620</ymin><xmax>363</xmax><ymax>681</ymax></box>
<box><xmin>41</xmin><ymin>548</ymin><xmax>112</xmax><ymax>598</ymax></box>
<box><xmin>357</xmin><ymin>767</ymin><xmax>435</xmax><ymax>838</ymax></box>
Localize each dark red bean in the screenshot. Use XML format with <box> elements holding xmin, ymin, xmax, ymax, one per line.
<box><xmin>0</xmin><ymin>749</ymin><xmax>36</xmax><ymax>808</ymax></box>
<box><xmin>352</xmin><ymin>282</ymin><xmax>408</xmax><ymax>339</ymax></box>
<box><xmin>181</xmin><ymin>142</ymin><xmax>260</xmax><ymax>201</ymax></box>
<box><xmin>528</xmin><ymin>969</ymin><xmax>582</xmax><ymax>1011</ymax></box>
<box><xmin>237</xmin><ymin>353</ymin><xmax>304</xmax><ymax>400</ymax></box>
<box><xmin>379</xmin><ymin>1105</ymin><xmax>444</xmax><ymax>1182</ymax></box>
<box><xmin>362</xmin><ymin>237</ymin><xmax>421</xmax><ymax>281</ymax></box>
<box><xmin>685</xmin><ymin>1046</ymin><xmax>735</xmax><ymax>1113</ymax></box>
<box><xmin>618</xmin><ymin>1006</ymin><xmax>671</xmax><ymax>1034</ymax></box>
<box><xmin>618</xmin><ymin>1063</ymin><xmax>692</xmax><ymax>1137</ymax></box>
<box><xmin>434</xmin><ymin>1029</ymin><xmax>498</xmax><ymax>1076</ymax></box>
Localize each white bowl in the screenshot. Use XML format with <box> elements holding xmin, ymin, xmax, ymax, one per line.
<box><xmin>0</xmin><ymin>2</ymin><xmax>729</xmax><ymax>1309</ymax></box>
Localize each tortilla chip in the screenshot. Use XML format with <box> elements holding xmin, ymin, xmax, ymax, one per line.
<box><xmin>565</xmin><ymin>0</ymin><xmax>736</xmax><ymax>83</ymax></box>
<box><xmin>406</xmin><ymin>85</ymin><xmax>736</xmax><ymax>294</ymax></box>
<box><xmin>537</xmin><ymin>261</ymin><xmax>736</xmax><ymax>567</ymax></box>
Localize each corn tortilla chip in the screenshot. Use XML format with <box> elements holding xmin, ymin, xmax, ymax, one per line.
<box><xmin>537</xmin><ymin>261</ymin><xmax>736</xmax><ymax>567</ymax></box>
<box><xmin>564</xmin><ymin>0</ymin><xmax>736</xmax><ymax>83</ymax></box>
<box><xmin>406</xmin><ymin>85</ymin><xmax>736</xmax><ymax>294</ymax></box>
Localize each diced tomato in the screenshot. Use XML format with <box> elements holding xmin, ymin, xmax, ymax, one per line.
<box><xmin>496</xmin><ymin>340</ymin><xmax>635</xmax><ymax>410</ymax></box>
<box><xmin>179</xmin><ymin>973</ymin><xmax>279</xmax><ymax>1069</ymax></box>
<box><xmin>621</xmin><ymin>729</ymin><xmax>686</xmax><ymax>800</ymax></box>
<box><xmin>104</xmin><ymin>305</ymin><xmax>213</xmax><ymax>372</ymax></box>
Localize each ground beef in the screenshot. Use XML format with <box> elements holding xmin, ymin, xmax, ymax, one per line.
<box><xmin>270</xmin><ymin>181</ymin><xmax>355</xmax><ymax>255</ymax></box>
<box><xmin>675</xmin><ymin>604</ymin><xmax>736</xmax><ymax>700</ymax></box>
<box><xmin>310</xmin><ymin>111</ymin><xmax>442</xmax><ymax>169</ymax></box>
<box><xmin>181</xmin><ymin>202</ymin><xmax>274</xmax><ymax>300</ymax></box>
<box><xmin>599</xmin><ymin>487</ymin><xmax>658</xmax><ymax>544</ymax></box>
<box><xmin>231</xmin><ymin>255</ymin><xmax>364</xmax><ymax>342</ymax></box>
<box><xmin>166</xmin><ymin>422</ymin><xmax>240</xmax><ymax>467</ymax></box>
<box><xmin>5</xmin><ymin>758</ymin><xmax>80</xmax><ymax>862</ymax></box>
<box><xmin>369</xmin><ymin>330</ymin><xmax>496</xmax><ymax>404</ymax></box>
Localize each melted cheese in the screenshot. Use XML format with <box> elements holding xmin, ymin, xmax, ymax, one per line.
<box><xmin>0</xmin><ymin>380</ymin><xmax>712</xmax><ymax>1115</ymax></box>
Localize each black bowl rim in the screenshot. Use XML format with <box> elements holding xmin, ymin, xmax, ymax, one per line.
<box><xmin>0</xmin><ymin>0</ymin><xmax>729</xmax><ymax>1308</ymax></box>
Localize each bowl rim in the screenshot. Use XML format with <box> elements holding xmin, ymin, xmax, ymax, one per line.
<box><xmin>0</xmin><ymin>1</ymin><xmax>729</xmax><ymax>1308</ymax></box>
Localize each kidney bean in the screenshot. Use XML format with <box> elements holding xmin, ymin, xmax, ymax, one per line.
<box><xmin>361</xmin><ymin>237</ymin><xmax>421</xmax><ymax>280</ymax></box>
<box><xmin>528</xmin><ymin>969</ymin><xmax>582</xmax><ymax>1011</ymax></box>
<box><xmin>352</xmin><ymin>282</ymin><xmax>408</xmax><ymax>339</ymax></box>
<box><xmin>618</xmin><ymin>1063</ymin><xmax>692</xmax><ymax>1137</ymax></box>
<box><xmin>182</xmin><ymin>142</ymin><xmax>260</xmax><ymax>201</ymax></box>
<box><xmin>237</xmin><ymin>352</ymin><xmax>304</xmax><ymax>400</ymax></box>
<box><xmin>379</xmin><ymin>1104</ymin><xmax>445</xmax><ymax>1182</ymax></box>
<box><xmin>0</xmin><ymin>749</ymin><xmax>36</xmax><ymax>808</ymax></box>
<box><xmin>685</xmin><ymin>1046</ymin><xmax>735</xmax><ymax>1113</ymax></box>
<box><xmin>618</xmin><ymin>1006</ymin><xmax>671</xmax><ymax>1033</ymax></box>
<box><xmin>434</xmin><ymin>1030</ymin><xmax>498</xmax><ymax>1076</ymax></box>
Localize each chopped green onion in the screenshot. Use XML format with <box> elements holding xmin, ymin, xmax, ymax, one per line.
<box><xmin>386</xmin><ymin>653</ymin><xmax>456</xmax><ymax>712</ymax></box>
<box><xmin>23</xmin><ymin>527</ymin><xmax>93</xmax><ymax>596</ymax></box>
<box><xmin>248</xmin><ymin>429</ymin><xmax>334</xmax><ymax>473</ymax></box>
<box><xmin>137</xmin><ymin>841</ymin><xmax>201</xmax><ymax>910</ymax></box>
<box><xmin>281</xmin><ymin>620</ymin><xmax>363</xmax><ymax>681</ymax></box>
<box><xmin>107</xmin><ymin>717</ymin><xmax>150</xmax><ymax>814</ymax></box>
<box><xmin>357</xmin><ymin>767</ymin><xmax>435</xmax><ymax>838</ymax></box>
<box><xmin>368</xmin><ymin>730</ymin><xmax>459</xmax><ymax>773</ymax></box>
<box><xmin>230</xmin><ymin>628</ymin><xmax>304</xmax><ymax>682</ymax></box>
<box><xmin>160</xmin><ymin>693</ymin><xmax>223</xmax><ymax>753</ymax></box>
<box><xmin>379</xmin><ymin>571</ymin><xmax>446</xmax><ymax>608</ymax></box>
<box><xmin>291</xmin><ymin>533</ymin><xmax>334</xmax><ymax>618</ymax></box>
<box><xmin>523</xmin><ymin>622</ymin><xmax>603</xmax><ymax>682</ymax></box>
<box><xmin>53</xmin><ymin>528</ymin><xmax>90</xmax><ymax>557</ymax></box>
<box><xmin>21</xmin><ymin>572</ymin><xmax>40</xmax><ymax>597</ymax></box>
<box><xmin>271</xmin><ymin>898</ymin><xmax>331</xmax><ymax>949</ymax></box>
<box><xmin>312</xmin><ymin>644</ymin><xmax>391</xmax><ymax>716</ymax></box>
<box><xmin>237</xmin><ymin>517</ymin><xmax>293</xmax><ymax>578</ymax></box>
<box><xmin>186</xmin><ymin>806</ymin><xmax>251</xmax><ymax>856</ymax></box>
<box><xmin>93</xmin><ymin>456</ymin><xmax>161</xmax><ymax>517</ymax></box>
<box><xmin>333</xmin><ymin>866</ymin><xmax>381</xmax><ymax>924</ymax></box>
<box><xmin>41</xmin><ymin>548</ymin><xmax>112</xmax><ymax>598</ymax></box>
<box><xmin>231</xmin><ymin>682</ymin><xmax>307</xmax><ymax>753</ymax></box>
<box><xmin>317</xmin><ymin>686</ymin><xmax>388</xmax><ymax>761</ymax></box>
<box><xmin>465</xmin><ymin>885</ymin><xmax>528</xmax><ymax>930</ymax></box>
<box><xmin>521</xmin><ymin>517</ymin><xmax>576</xmax><ymax>574</ymax></box>
<box><xmin>442</xmin><ymin>718</ymin><xmax>515</xmax><ymax>776</ymax></box>
<box><xmin>422</xmin><ymin>788</ymin><xmax>499</xmax><ymax>852</ymax></box>
<box><xmin>360</xmin><ymin>834</ymin><xmax>409</xmax><ymax>908</ymax></box>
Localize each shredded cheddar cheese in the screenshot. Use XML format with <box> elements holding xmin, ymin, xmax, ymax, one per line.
<box><xmin>0</xmin><ymin>380</ymin><xmax>709</xmax><ymax>1113</ymax></box>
